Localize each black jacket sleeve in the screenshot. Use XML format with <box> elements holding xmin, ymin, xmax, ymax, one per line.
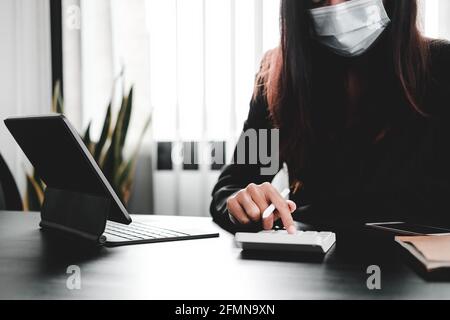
<box><xmin>209</xmin><ymin>90</ymin><xmax>278</xmax><ymax>233</ymax></box>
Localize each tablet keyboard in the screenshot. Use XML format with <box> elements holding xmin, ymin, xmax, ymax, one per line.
<box><xmin>104</xmin><ymin>220</ymin><xmax>190</xmax><ymax>241</ymax></box>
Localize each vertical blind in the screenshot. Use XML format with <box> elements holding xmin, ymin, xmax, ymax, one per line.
<box><xmin>145</xmin><ymin>0</ymin><xmax>280</xmax><ymax>142</ymax></box>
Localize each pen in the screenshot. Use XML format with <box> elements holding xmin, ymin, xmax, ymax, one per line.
<box><xmin>262</xmin><ymin>188</ymin><xmax>291</xmax><ymax>219</ymax></box>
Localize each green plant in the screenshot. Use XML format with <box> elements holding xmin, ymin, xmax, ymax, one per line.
<box><xmin>24</xmin><ymin>80</ymin><xmax>152</xmax><ymax>211</ymax></box>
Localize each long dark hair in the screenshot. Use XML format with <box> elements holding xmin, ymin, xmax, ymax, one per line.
<box><xmin>255</xmin><ymin>0</ymin><xmax>430</xmax><ymax>175</ymax></box>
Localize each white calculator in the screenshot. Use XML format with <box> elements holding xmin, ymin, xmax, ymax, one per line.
<box><xmin>235</xmin><ymin>230</ymin><xmax>336</xmax><ymax>254</ymax></box>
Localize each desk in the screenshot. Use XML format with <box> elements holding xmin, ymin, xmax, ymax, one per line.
<box><xmin>0</xmin><ymin>211</ymin><xmax>449</xmax><ymax>300</ymax></box>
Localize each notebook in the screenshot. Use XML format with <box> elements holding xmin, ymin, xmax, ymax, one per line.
<box><xmin>395</xmin><ymin>235</ymin><xmax>450</xmax><ymax>272</ymax></box>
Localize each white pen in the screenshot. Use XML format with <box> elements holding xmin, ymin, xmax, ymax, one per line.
<box><xmin>262</xmin><ymin>188</ymin><xmax>291</xmax><ymax>219</ymax></box>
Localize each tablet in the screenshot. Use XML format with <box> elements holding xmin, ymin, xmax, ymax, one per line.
<box><xmin>366</xmin><ymin>222</ymin><xmax>450</xmax><ymax>236</ymax></box>
<box><xmin>4</xmin><ymin>114</ymin><xmax>131</xmax><ymax>224</ymax></box>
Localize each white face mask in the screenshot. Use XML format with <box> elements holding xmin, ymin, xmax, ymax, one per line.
<box><xmin>308</xmin><ymin>0</ymin><xmax>391</xmax><ymax>57</ymax></box>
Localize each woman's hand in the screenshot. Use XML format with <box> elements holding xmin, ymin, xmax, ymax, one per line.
<box><xmin>226</xmin><ymin>182</ymin><xmax>297</xmax><ymax>234</ymax></box>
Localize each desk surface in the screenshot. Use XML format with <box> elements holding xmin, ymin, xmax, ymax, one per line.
<box><xmin>1</xmin><ymin>211</ymin><xmax>449</xmax><ymax>300</ymax></box>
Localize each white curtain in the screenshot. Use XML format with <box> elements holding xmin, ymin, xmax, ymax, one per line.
<box><xmin>421</xmin><ymin>0</ymin><xmax>450</xmax><ymax>40</ymax></box>
<box><xmin>0</xmin><ymin>0</ymin><xmax>52</xmax><ymax>194</ymax></box>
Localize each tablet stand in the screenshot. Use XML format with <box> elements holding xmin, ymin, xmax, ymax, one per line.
<box><xmin>40</xmin><ymin>187</ymin><xmax>111</xmax><ymax>243</ymax></box>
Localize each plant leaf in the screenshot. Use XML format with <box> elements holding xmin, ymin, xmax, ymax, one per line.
<box><xmin>102</xmin><ymin>107</ymin><xmax>124</xmax><ymax>193</ymax></box>
<box><xmin>101</xmin><ymin>143</ymin><xmax>117</xmax><ymax>190</ymax></box>
<box><xmin>117</xmin><ymin>159</ymin><xmax>133</xmax><ymax>193</ymax></box>
<box><xmin>51</xmin><ymin>81</ymin><xmax>60</xmax><ymax>113</ymax></box>
<box><xmin>25</xmin><ymin>173</ymin><xmax>45</xmax><ymax>211</ymax></box>
<box><xmin>110</xmin><ymin>91</ymin><xmax>129</xmax><ymax>182</ymax></box>
<box><xmin>52</xmin><ymin>80</ymin><xmax>64</xmax><ymax>114</ymax></box>
<box><xmin>119</xmin><ymin>87</ymin><xmax>133</xmax><ymax>149</ymax></box>
<box><xmin>32</xmin><ymin>170</ymin><xmax>46</xmax><ymax>192</ymax></box>
<box><xmin>83</xmin><ymin>122</ymin><xmax>94</xmax><ymax>153</ymax></box>
<box><xmin>117</xmin><ymin>114</ymin><xmax>152</xmax><ymax>195</ymax></box>
<box><xmin>94</xmin><ymin>103</ymin><xmax>112</xmax><ymax>163</ymax></box>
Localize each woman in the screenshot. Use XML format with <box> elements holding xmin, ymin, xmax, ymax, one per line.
<box><xmin>210</xmin><ymin>0</ymin><xmax>450</xmax><ymax>234</ymax></box>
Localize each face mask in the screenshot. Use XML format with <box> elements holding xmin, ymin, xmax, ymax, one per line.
<box><xmin>308</xmin><ymin>0</ymin><xmax>391</xmax><ymax>57</ymax></box>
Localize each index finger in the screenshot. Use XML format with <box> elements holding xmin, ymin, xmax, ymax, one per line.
<box><xmin>262</xmin><ymin>183</ymin><xmax>296</xmax><ymax>234</ymax></box>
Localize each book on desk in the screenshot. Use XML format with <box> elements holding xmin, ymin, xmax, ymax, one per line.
<box><xmin>395</xmin><ymin>235</ymin><xmax>450</xmax><ymax>273</ymax></box>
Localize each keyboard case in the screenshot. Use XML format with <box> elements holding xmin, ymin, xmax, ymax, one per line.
<box><xmin>40</xmin><ymin>187</ymin><xmax>109</xmax><ymax>244</ymax></box>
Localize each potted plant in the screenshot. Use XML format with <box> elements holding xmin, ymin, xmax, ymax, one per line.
<box><xmin>24</xmin><ymin>79</ymin><xmax>151</xmax><ymax>211</ymax></box>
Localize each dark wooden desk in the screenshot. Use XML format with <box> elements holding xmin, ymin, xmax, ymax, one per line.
<box><xmin>0</xmin><ymin>211</ymin><xmax>449</xmax><ymax>300</ymax></box>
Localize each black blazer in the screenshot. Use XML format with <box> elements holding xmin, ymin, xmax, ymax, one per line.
<box><xmin>210</xmin><ymin>40</ymin><xmax>450</xmax><ymax>233</ymax></box>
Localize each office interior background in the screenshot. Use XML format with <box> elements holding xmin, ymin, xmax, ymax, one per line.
<box><xmin>0</xmin><ymin>0</ymin><xmax>450</xmax><ymax>217</ymax></box>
